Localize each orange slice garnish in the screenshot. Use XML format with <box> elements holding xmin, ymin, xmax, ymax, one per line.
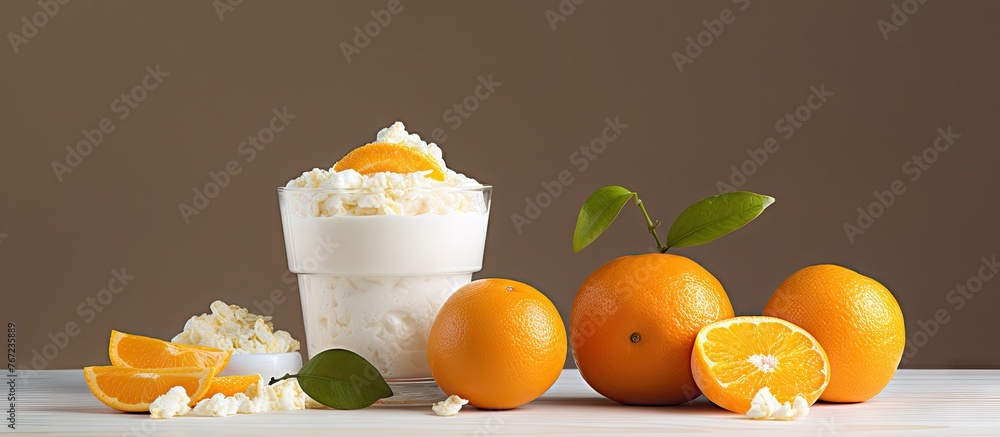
<box><xmin>109</xmin><ymin>330</ymin><xmax>231</xmax><ymax>372</ymax></box>
<box><xmin>691</xmin><ymin>316</ymin><xmax>830</xmax><ymax>414</ymax></box>
<box><xmin>333</xmin><ymin>142</ymin><xmax>445</xmax><ymax>181</ymax></box>
<box><xmin>84</xmin><ymin>366</ymin><xmax>215</xmax><ymax>412</ymax></box>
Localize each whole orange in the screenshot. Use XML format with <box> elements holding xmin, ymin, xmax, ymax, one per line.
<box><xmin>763</xmin><ymin>264</ymin><xmax>905</xmax><ymax>403</ymax></box>
<box><xmin>428</xmin><ymin>278</ymin><xmax>567</xmax><ymax>409</ymax></box>
<box><xmin>570</xmin><ymin>253</ymin><xmax>734</xmax><ymax>405</ymax></box>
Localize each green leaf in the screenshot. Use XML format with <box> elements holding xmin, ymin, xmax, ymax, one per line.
<box><xmin>573</xmin><ymin>186</ymin><xmax>635</xmax><ymax>253</ymax></box>
<box><xmin>665</xmin><ymin>191</ymin><xmax>775</xmax><ymax>248</ymax></box>
<box><xmin>287</xmin><ymin>349</ymin><xmax>392</xmax><ymax>409</ymax></box>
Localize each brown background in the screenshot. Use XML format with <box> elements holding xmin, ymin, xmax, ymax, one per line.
<box><xmin>2</xmin><ymin>0</ymin><xmax>999</xmax><ymax>370</ymax></box>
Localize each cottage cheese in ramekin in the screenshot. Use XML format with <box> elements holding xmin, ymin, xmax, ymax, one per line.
<box><xmin>172</xmin><ymin>301</ymin><xmax>299</xmax><ymax>354</ymax></box>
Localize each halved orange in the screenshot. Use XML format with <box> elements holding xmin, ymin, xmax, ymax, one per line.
<box><xmin>109</xmin><ymin>330</ymin><xmax>231</xmax><ymax>372</ymax></box>
<box><xmin>333</xmin><ymin>142</ymin><xmax>445</xmax><ymax>181</ymax></box>
<box><xmin>691</xmin><ymin>316</ymin><xmax>830</xmax><ymax>414</ymax></box>
<box><xmin>84</xmin><ymin>366</ymin><xmax>216</xmax><ymax>412</ymax></box>
<box><xmin>200</xmin><ymin>374</ymin><xmax>262</xmax><ymax>399</ymax></box>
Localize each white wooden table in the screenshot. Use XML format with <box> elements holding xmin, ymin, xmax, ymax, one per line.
<box><xmin>12</xmin><ymin>369</ymin><xmax>1000</xmax><ymax>436</ymax></box>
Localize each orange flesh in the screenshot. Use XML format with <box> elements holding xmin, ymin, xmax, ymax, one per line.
<box><xmin>200</xmin><ymin>374</ymin><xmax>261</xmax><ymax>399</ymax></box>
<box><xmin>84</xmin><ymin>366</ymin><xmax>216</xmax><ymax>412</ymax></box>
<box><xmin>109</xmin><ymin>330</ymin><xmax>231</xmax><ymax>371</ymax></box>
<box><xmin>692</xmin><ymin>316</ymin><xmax>830</xmax><ymax>414</ymax></box>
<box><xmin>333</xmin><ymin>142</ymin><xmax>445</xmax><ymax>181</ymax></box>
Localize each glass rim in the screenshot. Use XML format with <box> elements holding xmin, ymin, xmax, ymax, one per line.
<box><xmin>277</xmin><ymin>184</ymin><xmax>493</xmax><ymax>193</ymax></box>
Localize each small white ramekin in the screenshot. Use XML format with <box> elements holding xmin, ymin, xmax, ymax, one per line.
<box><xmin>220</xmin><ymin>352</ymin><xmax>303</xmax><ymax>382</ymax></box>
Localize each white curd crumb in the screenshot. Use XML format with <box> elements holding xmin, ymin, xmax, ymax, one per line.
<box><xmin>432</xmin><ymin>395</ymin><xmax>469</xmax><ymax>416</ymax></box>
<box><xmin>149</xmin><ymin>386</ymin><xmax>191</xmax><ymax>419</ymax></box>
<box><xmin>787</xmin><ymin>396</ymin><xmax>811</xmax><ymax>420</ymax></box>
<box><xmin>205</xmin><ymin>378</ymin><xmax>319</xmax><ymax>415</ymax></box>
<box><xmin>149</xmin><ymin>378</ymin><xmax>320</xmax><ymax>419</ymax></box>
<box><xmin>746</xmin><ymin>387</ymin><xmax>809</xmax><ymax>420</ymax></box>
<box><xmin>242</xmin><ymin>378</ymin><xmax>311</xmax><ymax>413</ymax></box>
<box><xmin>191</xmin><ymin>393</ymin><xmax>239</xmax><ymax>417</ymax></box>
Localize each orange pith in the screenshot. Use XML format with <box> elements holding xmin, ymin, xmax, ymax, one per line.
<box><xmin>83</xmin><ymin>366</ymin><xmax>216</xmax><ymax>412</ymax></box>
<box><xmin>109</xmin><ymin>330</ymin><xmax>231</xmax><ymax>372</ymax></box>
<box><xmin>200</xmin><ymin>374</ymin><xmax>262</xmax><ymax>399</ymax></box>
<box><xmin>691</xmin><ymin>316</ymin><xmax>830</xmax><ymax>414</ymax></box>
<box><xmin>333</xmin><ymin>141</ymin><xmax>445</xmax><ymax>181</ymax></box>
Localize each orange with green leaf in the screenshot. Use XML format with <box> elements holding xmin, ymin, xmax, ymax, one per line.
<box><xmin>570</xmin><ymin>187</ymin><xmax>774</xmax><ymax>405</ymax></box>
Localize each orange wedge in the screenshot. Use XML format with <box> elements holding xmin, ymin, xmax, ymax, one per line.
<box><xmin>109</xmin><ymin>330</ymin><xmax>231</xmax><ymax>372</ymax></box>
<box><xmin>84</xmin><ymin>366</ymin><xmax>216</xmax><ymax>412</ymax></box>
<box><xmin>200</xmin><ymin>374</ymin><xmax>262</xmax><ymax>399</ymax></box>
<box><xmin>333</xmin><ymin>142</ymin><xmax>445</xmax><ymax>181</ymax></box>
<box><xmin>691</xmin><ymin>316</ymin><xmax>830</xmax><ymax>414</ymax></box>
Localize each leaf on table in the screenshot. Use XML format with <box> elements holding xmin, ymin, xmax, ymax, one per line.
<box><xmin>293</xmin><ymin>349</ymin><xmax>392</xmax><ymax>410</ymax></box>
